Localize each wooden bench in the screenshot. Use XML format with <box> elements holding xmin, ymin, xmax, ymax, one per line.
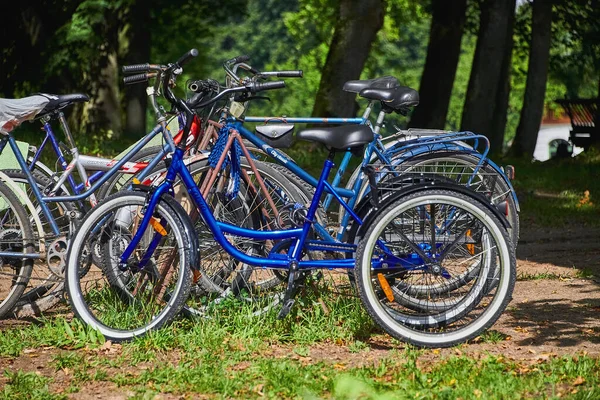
<box><xmin>555</xmin><ymin>98</ymin><xmax>600</xmax><ymax>149</ymax></box>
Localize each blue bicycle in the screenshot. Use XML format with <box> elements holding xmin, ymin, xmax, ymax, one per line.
<box><xmin>210</xmin><ymin>56</ymin><xmax>520</xmax><ymax>246</ymax></box>
<box><xmin>64</xmin><ymin>50</ymin><xmax>516</xmax><ymax>348</ymax></box>
<box><xmin>111</xmin><ymin>55</ymin><xmax>518</xmax><ymax>316</ymax></box>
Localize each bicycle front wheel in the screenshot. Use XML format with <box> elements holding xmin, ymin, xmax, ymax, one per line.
<box><xmin>65</xmin><ymin>191</ymin><xmax>192</xmax><ymax>342</ymax></box>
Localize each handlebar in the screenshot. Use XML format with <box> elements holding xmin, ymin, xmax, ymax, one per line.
<box><xmin>250</xmin><ymin>80</ymin><xmax>286</xmax><ymax>92</ymax></box>
<box><xmin>224</xmin><ymin>54</ymin><xmax>302</xmax><ymax>85</ymax></box>
<box><xmin>176</xmin><ymin>48</ymin><xmax>199</xmax><ymax>67</ymax></box>
<box><xmin>187</xmin><ymin>79</ymin><xmax>285</xmax><ymax>110</ymax></box>
<box><xmin>122</xmin><ymin>63</ymin><xmax>164</xmax><ymax>74</ymax></box>
<box><xmin>228</xmin><ymin>54</ymin><xmax>250</xmax><ymax>64</ymax></box>
<box><xmin>259</xmin><ymin>70</ymin><xmax>303</xmax><ymax>78</ymax></box>
<box><xmin>123</xmin><ymin>72</ymin><xmax>158</xmax><ymax>85</ymax></box>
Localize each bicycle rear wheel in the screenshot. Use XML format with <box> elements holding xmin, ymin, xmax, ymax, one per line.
<box><xmin>65</xmin><ymin>191</ymin><xmax>192</xmax><ymax>342</ymax></box>
<box><xmin>174</xmin><ymin>158</ymin><xmax>302</xmax><ymax>316</ymax></box>
<box><xmin>1</xmin><ymin>169</ymin><xmax>73</xmax><ymax>317</ymax></box>
<box><xmin>0</xmin><ymin>180</ymin><xmax>35</xmax><ymax>318</ymax></box>
<box><xmin>355</xmin><ymin>189</ymin><xmax>515</xmax><ymax>348</ymax></box>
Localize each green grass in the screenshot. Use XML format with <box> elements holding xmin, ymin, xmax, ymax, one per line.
<box><xmin>1</xmin><ymin>370</ymin><xmax>65</xmax><ymax>400</ymax></box>
<box><xmin>1</xmin><ymin>292</ymin><xmax>599</xmax><ymax>398</ymax></box>
<box><xmin>4</xmin><ymin>343</ymin><xmax>599</xmax><ymax>399</ymax></box>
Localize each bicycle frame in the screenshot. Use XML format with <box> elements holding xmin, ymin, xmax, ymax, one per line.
<box><xmin>120</xmin><ymin>144</ymin><xmax>420</xmax><ymax>272</ymax></box>
<box><xmin>0</xmin><ymin>113</ymin><xmax>203</xmax><ymax>200</ymax></box>
<box><xmin>241</xmin><ymin>107</ymin><xmax>520</xmax><ymax>212</ymax></box>
<box><xmin>229</xmin><ymin>120</ymin><xmax>497</xmax><ymax>243</ymax></box>
<box><xmin>0</xmin><ymin>122</ymin><xmax>175</xmax><ymax>245</ymax></box>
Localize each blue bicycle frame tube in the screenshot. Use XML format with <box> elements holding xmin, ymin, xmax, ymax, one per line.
<box><xmin>244</xmin><ymin>116</ymin><xmax>365</xmax><ymax>125</ymax></box>
<box><xmin>121</xmin><ymin>147</ymin><xmax>357</xmax><ymax>269</ymax></box>
<box><xmin>28</xmin><ymin>133</ymin><xmax>49</xmax><ymax>171</ymax></box>
<box><xmin>42</xmin><ymin>124</ymin><xmax>164</xmax><ymax>202</ymax></box>
<box><xmin>323</xmin><ymin>150</ymin><xmax>353</xmax><ymax>210</ymax></box>
<box><xmin>233</xmin><ymin>122</ymin><xmax>356</xmax><ymax>199</ymax></box>
<box><xmin>7</xmin><ymin>135</ymin><xmax>61</xmax><ymax>235</ymax></box>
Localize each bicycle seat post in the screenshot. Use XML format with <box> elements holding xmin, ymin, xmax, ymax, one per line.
<box><xmin>361</xmin><ymin>101</ymin><xmax>374</xmax><ymax>121</ymax></box>
<box><xmin>373</xmin><ymin>110</ymin><xmax>386</xmax><ymax>134</ymax></box>
<box><xmin>57</xmin><ymin>111</ymin><xmax>77</xmax><ymax>150</ymax></box>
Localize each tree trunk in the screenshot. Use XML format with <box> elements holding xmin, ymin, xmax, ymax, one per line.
<box><xmin>87</xmin><ymin>51</ymin><xmax>122</xmax><ymax>138</ymax></box>
<box><xmin>460</xmin><ymin>0</ymin><xmax>516</xmax><ymax>154</ymax></box>
<box><xmin>85</xmin><ymin>12</ymin><xmax>122</xmax><ymax>138</ymax></box>
<box><xmin>122</xmin><ymin>0</ymin><xmax>151</xmax><ymax>138</ymax></box>
<box><xmin>488</xmin><ymin>2</ymin><xmax>516</xmax><ymax>152</ymax></box>
<box><xmin>408</xmin><ymin>0</ymin><xmax>467</xmax><ymax>129</ymax></box>
<box><xmin>311</xmin><ymin>0</ymin><xmax>385</xmax><ymax>119</ymax></box>
<box><xmin>510</xmin><ymin>0</ymin><xmax>553</xmax><ymax>158</ymax></box>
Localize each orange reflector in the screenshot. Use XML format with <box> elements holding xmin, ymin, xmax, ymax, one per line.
<box><xmin>132</xmin><ymin>178</ymin><xmax>141</xmax><ymax>184</ymax></box>
<box><xmin>150</xmin><ymin>217</ymin><xmax>167</xmax><ymax>236</ymax></box>
<box><xmin>377</xmin><ymin>273</ymin><xmax>395</xmax><ymax>302</ymax></box>
<box><xmin>466</xmin><ymin>229</ymin><xmax>475</xmax><ymax>255</ymax></box>
<box><xmin>193</xmin><ymin>270</ymin><xmax>202</xmax><ymax>283</ymax></box>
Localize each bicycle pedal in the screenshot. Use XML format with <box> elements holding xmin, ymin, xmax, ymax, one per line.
<box><xmin>277</xmin><ymin>299</ymin><xmax>295</xmax><ymax>319</ymax></box>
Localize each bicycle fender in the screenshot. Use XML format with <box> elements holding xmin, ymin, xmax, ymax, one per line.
<box><xmin>371</xmin><ymin>181</ymin><xmax>511</xmax><ymax>232</ymax></box>
<box><xmin>349</xmin><ymin>179</ymin><xmax>511</xmax><ymax>245</ymax></box>
<box><xmin>383</xmin><ymin>142</ymin><xmax>519</xmax><ymax>210</ymax></box>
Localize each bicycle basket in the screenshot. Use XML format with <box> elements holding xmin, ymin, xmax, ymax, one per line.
<box><xmin>255</xmin><ymin>123</ymin><xmax>294</xmax><ymax>148</ymax></box>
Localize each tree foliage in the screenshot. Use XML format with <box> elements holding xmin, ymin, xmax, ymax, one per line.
<box><xmin>2</xmin><ymin>0</ymin><xmax>598</xmax><ymax>157</ymax></box>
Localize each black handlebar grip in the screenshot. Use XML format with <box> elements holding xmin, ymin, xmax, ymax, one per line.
<box><xmin>176</xmin><ymin>48</ymin><xmax>199</xmax><ymax>66</ymax></box>
<box><xmin>254</xmin><ymin>80</ymin><xmax>286</xmax><ymax>92</ymax></box>
<box><xmin>276</xmin><ymin>70</ymin><xmax>303</xmax><ymax>78</ymax></box>
<box><xmin>123</xmin><ymin>73</ymin><xmax>150</xmax><ymax>85</ymax></box>
<box><xmin>122</xmin><ymin>63</ymin><xmax>150</xmax><ymax>74</ymax></box>
<box><xmin>233</xmin><ymin>55</ymin><xmax>250</xmax><ymax>64</ymax></box>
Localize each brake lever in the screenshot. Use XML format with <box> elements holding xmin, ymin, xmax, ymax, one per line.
<box><xmin>232</xmin><ymin>94</ymin><xmax>271</xmax><ymax>102</ymax></box>
<box><xmin>246</xmin><ymin>96</ymin><xmax>271</xmax><ymax>102</ymax></box>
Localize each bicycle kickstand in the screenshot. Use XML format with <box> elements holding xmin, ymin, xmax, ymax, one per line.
<box><xmin>277</xmin><ymin>260</ymin><xmax>304</xmax><ymax>319</ymax></box>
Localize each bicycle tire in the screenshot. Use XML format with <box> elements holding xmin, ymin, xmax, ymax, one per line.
<box><xmin>65</xmin><ymin>191</ymin><xmax>192</xmax><ymax>342</ymax></box>
<box><xmin>1</xmin><ymin>169</ymin><xmax>74</xmax><ymax>317</ymax></box>
<box><xmin>0</xmin><ymin>180</ymin><xmax>35</xmax><ymax>318</ymax></box>
<box><xmin>343</xmin><ymin>150</ymin><xmax>519</xmax><ymax>245</ymax></box>
<box><xmin>355</xmin><ymin>189</ymin><xmax>515</xmax><ymax>348</ymax></box>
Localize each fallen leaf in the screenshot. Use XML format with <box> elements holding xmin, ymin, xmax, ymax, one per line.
<box><xmin>100</xmin><ymin>340</ymin><xmax>112</xmax><ymax>351</ymax></box>
<box><xmin>573</xmin><ymin>376</ymin><xmax>585</xmax><ymax>386</ymax></box>
<box><xmin>252</xmin><ymin>383</ymin><xmax>264</xmax><ymax>396</ymax></box>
